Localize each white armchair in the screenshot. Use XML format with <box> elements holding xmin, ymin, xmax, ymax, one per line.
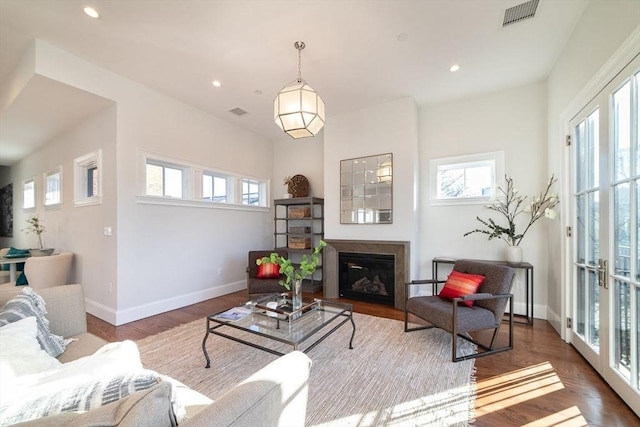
<box><xmin>22</xmin><ymin>252</ymin><xmax>74</xmax><ymax>289</ymax></box>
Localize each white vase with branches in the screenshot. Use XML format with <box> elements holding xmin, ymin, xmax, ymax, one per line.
<box><xmin>464</xmin><ymin>175</ymin><xmax>560</xmax><ymax>262</ymax></box>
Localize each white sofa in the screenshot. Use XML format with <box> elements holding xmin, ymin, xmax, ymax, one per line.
<box><xmin>0</xmin><ymin>284</ymin><xmax>312</xmax><ymax>426</ymax></box>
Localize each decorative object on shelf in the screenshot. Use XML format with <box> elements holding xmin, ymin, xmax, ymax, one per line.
<box><xmin>288</xmin><ymin>237</ymin><xmax>311</xmax><ymax>249</ymax></box>
<box><xmin>284</xmin><ymin>174</ymin><xmax>310</xmax><ymax>198</ymax></box>
<box><xmin>274</xmin><ymin>41</ymin><xmax>325</xmax><ymax>139</ymax></box>
<box><xmin>23</xmin><ymin>215</ymin><xmax>54</xmax><ymax>256</ymax></box>
<box><xmin>340</xmin><ymin>153</ymin><xmax>393</xmax><ymax>224</ymax></box>
<box><xmin>288</xmin><ymin>205</ymin><xmax>312</xmax><ymax>218</ymax></box>
<box><xmin>464</xmin><ymin>175</ymin><xmax>559</xmax><ymax>261</ymax></box>
<box><xmin>282</xmin><ymin>176</ymin><xmax>292</xmax><ymax>198</ymax></box>
<box><xmin>257</xmin><ymin>240</ymin><xmax>326</xmax><ymax>311</ymax></box>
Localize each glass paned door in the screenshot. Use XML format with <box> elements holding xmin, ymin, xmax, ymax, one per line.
<box><xmin>574</xmin><ymin>110</ymin><xmax>601</xmax><ymax>349</ymax></box>
<box><xmin>569</xmin><ymin>58</ymin><xmax>639</xmax><ymax>416</ymax></box>
<box><xmin>611</xmin><ymin>73</ymin><xmax>639</xmax><ymax>391</ymax></box>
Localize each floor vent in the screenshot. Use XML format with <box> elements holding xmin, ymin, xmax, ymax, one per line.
<box><xmin>229</xmin><ymin>107</ymin><xmax>248</xmax><ymax>116</ymax></box>
<box><xmin>503</xmin><ymin>0</ymin><xmax>539</xmax><ymax>27</ymax></box>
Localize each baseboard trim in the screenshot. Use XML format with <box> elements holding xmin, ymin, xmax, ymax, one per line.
<box><xmin>87</xmin><ymin>280</ymin><xmax>247</xmax><ymax>326</ymax></box>
<box><xmin>546</xmin><ymin>307</ymin><xmax>565</xmax><ymax>340</ymax></box>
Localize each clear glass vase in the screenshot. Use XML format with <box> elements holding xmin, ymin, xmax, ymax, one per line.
<box><xmin>292</xmin><ymin>279</ymin><xmax>303</xmax><ymax>311</ymax></box>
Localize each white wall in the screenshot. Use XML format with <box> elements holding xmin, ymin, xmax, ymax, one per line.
<box><xmin>272</xmin><ymin>133</ymin><xmax>325</xmax><ymax>199</ymax></box>
<box><xmin>9</xmin><ymin>106</ymin><xmax>118</xmax><ymax>308</ymax></box>
<box><xmin>323</xmin><ymin>97</ymin><xmax>420</xmax><ymax>277</ymax></box>
<box><xmin>546</xmin><ymin>1</ymin><xmax>640</xmax><ymax>332</ymax></box>
<box><xmin>419</xmin><ymin>81</ymin><xmax>549</xmax><ymax>317</ymax></box>
<box><xmin>8</xmin><ymin>40</ymin><xmax>274</xmax><ymax>324</ymax></box>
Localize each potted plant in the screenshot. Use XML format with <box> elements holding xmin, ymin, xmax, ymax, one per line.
<box><xmin>464</xmin><ymin>175</ymin><xmax>559</xmax><ymax>262</ymax></box>
<box><xmin>257</xmin><ymin>240</ymin><xmax>326</xmax><ymax>310</ymax></box>
<box><xmin>24</xmin><ymin>215</ymin><xmax>54</xmax><ymax>256</ymax></box>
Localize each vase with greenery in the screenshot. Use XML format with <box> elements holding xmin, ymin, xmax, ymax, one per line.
<box><xmin>24</xmin><ymin>215</ymin><xmax>53</xmax><ymax>256</ymax></box>
<box><xmin>464</xmin><ymin>175</ymin><xmax>559</xmax><ymax>262</ymax></box>
<box><xmin>257</xmin><ymin>240</ymin><xmax>326</xmax><ymax>310</ymax></box>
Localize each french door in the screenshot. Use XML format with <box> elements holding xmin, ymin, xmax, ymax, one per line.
<box><xmin>569</xmin><ymin>55</ymin><xmax>639</xmax><ymax>416</ymax></box>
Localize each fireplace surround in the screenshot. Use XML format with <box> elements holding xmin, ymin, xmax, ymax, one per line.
<box><xmin>324</xmin><ymin>240</ymin><xmax>409</xmax><ymax>310</ymax></box>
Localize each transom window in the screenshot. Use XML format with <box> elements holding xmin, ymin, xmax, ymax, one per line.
<box><xmin>242</xmin><ymin>179</ymin><xmax>261</xmax><ymax>206</ymax></box>
<box><xmin>146</xmin><ymin>162</ymin><xmax>183</xmax><ymax>198</ymax></box>
<box><xmin>139</xmin><ymin>150</ymin><xmax>269</xmax><ymax>208</ymax></box>
<box><xmin>203</xmin><ymin>173</ymin><xmax>228</xmax><ymax>203</ymax></box>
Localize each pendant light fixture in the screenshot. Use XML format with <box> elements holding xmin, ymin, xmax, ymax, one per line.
<box><xmin>274</xmin><ymin>41</ymin><xmax>325</xmax><ymax>139</ymax></box>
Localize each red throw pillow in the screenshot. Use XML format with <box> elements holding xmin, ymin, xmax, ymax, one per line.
<box><xmin>438</xmin><ymin>270</ymin><xmax>485</xmax><ymax>307</ymax></box>
<box><xmin>257</xmin><ymin>262</ymin><xmax>280</xmax><ymax>279</ymax></box>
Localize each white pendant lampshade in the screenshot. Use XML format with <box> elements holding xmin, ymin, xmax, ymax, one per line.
<box><xmin>274</xmin><ymin>42</ymin><xmax>325</xmax><ymax>139</ymax></box>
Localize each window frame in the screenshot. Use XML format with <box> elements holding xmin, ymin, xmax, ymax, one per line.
<box><xmin>74</xmin><ymin>149</ymin><xmax>103</xmax><ymax>207</ymax></box>
<box><xmin>43</xmin><ymin>166</ymin><xmax>63</xmax><ymax>208</ymax></box>
<box><xmin>429</xmin><ymin>151</ymin><xmax>504</xmax><ymax>206</ymax></box>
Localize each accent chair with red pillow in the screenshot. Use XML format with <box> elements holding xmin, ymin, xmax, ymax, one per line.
<box><xmin>246</xmin><ymin>250</ymin><xmax>288</xmax><ymax>297</ymax></box>
<box><xmin>405</xmin><ymin>259</ymin><xmax>516</xmax><ymax>362</ymax></box>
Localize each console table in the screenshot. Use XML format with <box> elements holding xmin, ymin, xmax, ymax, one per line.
<box><xmin>432</xmin><ymin>257</ymin><xmax>534</xmax><ymax>326</ymax></box>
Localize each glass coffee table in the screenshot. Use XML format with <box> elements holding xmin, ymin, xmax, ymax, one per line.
<box><xmin>202</xmin><ymin>293</ymin><xmax>355</xmax><ymax>368</ymax></box>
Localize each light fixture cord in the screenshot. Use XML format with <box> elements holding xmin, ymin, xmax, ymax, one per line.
<box><xmin>298</xmin><ymin>48</ymin><xmax>302</xmax><ymax>81</ymax></box>
<box><xmin>295</xmin><ymin>41</ymin><xmax>305</xmax><ymax>83</ymax></box>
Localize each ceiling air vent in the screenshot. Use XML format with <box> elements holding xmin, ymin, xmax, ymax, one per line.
<box><xmin>503</xmin><ymin>0</ymin><xmax>539</xmax><ymax>27</ymax></box>
<box><xmin>229</xmin><ymin>107</ymin><xmax>248</xmax><ymax>116</ymax></box>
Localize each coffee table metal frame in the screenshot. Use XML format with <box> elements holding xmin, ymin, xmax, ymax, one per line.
<box><xmin>202</xmin><ymin>296</ymin><xmax>355</xmax><ymax>368</ymax></box>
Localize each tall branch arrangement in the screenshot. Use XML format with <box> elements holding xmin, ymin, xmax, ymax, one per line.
<box><xmin>257</xmin><ymin>240</ymin><xmax>326</xmax><ymax>290</ymax></box>
<box><xmin>25</xmin><ymin>215</ymin><xmax>46</xmax><ymax>249</ymax></box>
<box><xmin>464</xmin><ymin>175</ymin><xmax>559</xmax><ymax>246</ymax></box>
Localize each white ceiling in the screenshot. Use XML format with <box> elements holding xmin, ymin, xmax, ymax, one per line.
<box><xmin>0</xmin><ymin>0</ymin><xmax>590</xmax><ymax>166</ymax></box>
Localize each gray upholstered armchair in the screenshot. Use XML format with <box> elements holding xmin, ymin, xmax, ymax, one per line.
<box><xmin>404</xmin><ymin>260</ymin><xmax>516</xmax><ymax>362</ymax></box>
<box><xmin>246</xmin><ymin>249</ymin><xmax>288</xmax><ymax>298</ymax></box>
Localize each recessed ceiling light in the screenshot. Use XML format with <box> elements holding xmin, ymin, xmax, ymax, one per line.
<box><xmin>211</xmin><ymin>80</ymin><xmax>221</xmax><ymax>87</ymax></box>
<box><xmin>450</xmin><ymin>64</ymin><xmax>460</xmax><ymax>72</ymax></box>
<box><xmin>83</xmin><ymin>7</ymin><xmax>99</xmax><ymax>19</ymax></box>
<box><xmin>254</xmin><ymin>89</ymin><xmax>263</xmax><ymax>95</ymax></box>
<box><xmin>397</xmin><ymin>33</ymin><xmax>408</xmax><ymax>42</ymax></box>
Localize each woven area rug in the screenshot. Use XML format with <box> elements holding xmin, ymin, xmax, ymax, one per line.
<box><xmin>137</xmin><ymin>312</ymin><xmax>476</xmax><ymax>426</ymax></box>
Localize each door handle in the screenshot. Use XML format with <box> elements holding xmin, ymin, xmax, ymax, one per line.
<box><xmin>584</xmin><ymin>260</ymin><xmax>608</xmax><ymax>288</ymax></box>
<box><xmin>598</xmin><ymin>259</ymin><xmax>608</xmax><ymax>289</ymax></box>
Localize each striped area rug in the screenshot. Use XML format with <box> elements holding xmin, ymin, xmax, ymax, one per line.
<box><xmin>137</xmin><ymin>312</ymin><xmax>476</xmax><ymax>426</ymax></box>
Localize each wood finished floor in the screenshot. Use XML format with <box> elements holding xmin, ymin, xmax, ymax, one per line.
<box><xmin>87</xmin><ymin>291</ymin><xmax>639</xmax><ymax>427</ymax></box>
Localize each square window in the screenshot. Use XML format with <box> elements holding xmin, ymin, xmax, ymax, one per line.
<box><xmin>74</xmin><ymin>150</ymin><xmax>102</xmax><ymax>207</ymax></box>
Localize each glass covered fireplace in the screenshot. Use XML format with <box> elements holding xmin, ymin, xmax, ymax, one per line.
<box><xmin>338</xmin><ymin>252</ymin><xmax>395</xmax><ymax>306</ymax></box>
